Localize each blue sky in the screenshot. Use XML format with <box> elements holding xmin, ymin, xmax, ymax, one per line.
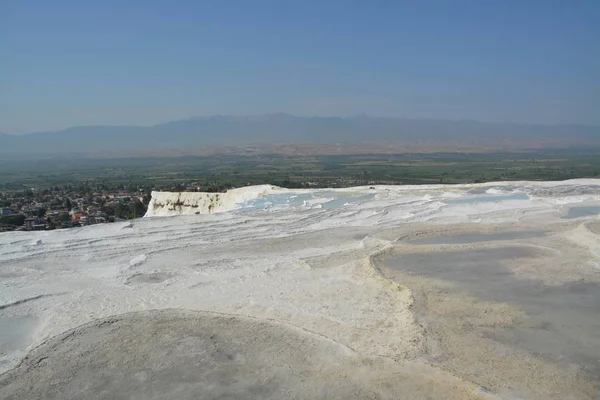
<box><xmin>1</xmin><ymin>0</ymin><xmax>599</xmax><ymax>133</ymax></box>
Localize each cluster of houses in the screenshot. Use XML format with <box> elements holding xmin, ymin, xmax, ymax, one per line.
<box><xmin>0</xmin><ymin>190</ymin><xmax>147</xmax><ymax>233</ymax></box>
<box><xmin>0</xmin><ymin>206</ymin><xmax>111</xmax><ymax>232</ymax></box>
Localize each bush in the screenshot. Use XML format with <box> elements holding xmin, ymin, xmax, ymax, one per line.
<box><xmin>0</xmin><ymin>214</ymin><xmax>25</xmax><ymax>227</ymax></box>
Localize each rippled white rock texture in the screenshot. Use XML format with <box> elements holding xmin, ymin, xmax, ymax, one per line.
<box><xmin>1</xmin><ymin>179</ymin><xmax>599</xmax><ymax>399</ymax></box>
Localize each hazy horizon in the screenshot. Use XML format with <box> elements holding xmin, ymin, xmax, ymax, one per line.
<box><xmin>2</xmin><ymin>1</ymin><xmax>599</xmax><ymax>133</ymax></box>
<box><xmin>3</xmin><ymin>113</ymin><xmax>600</xmax><ymax>136</ymax></box>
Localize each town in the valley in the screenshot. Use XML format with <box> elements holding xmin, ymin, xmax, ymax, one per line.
<box><xmin>0</xmin><ymin>184</ymin><xmax>152</xmax><ymax>232</ymax></box>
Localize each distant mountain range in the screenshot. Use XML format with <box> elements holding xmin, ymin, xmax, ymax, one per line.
<box><xmin>1</xmin><ymin>114</ymin><xmax>599</xmax><ymax>157</ymax></box>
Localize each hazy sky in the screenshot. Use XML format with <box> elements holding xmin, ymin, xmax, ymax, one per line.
<box><xmin>1</xmin><ymin>0</ymin><xmax>599</xmax><ymax>133</ymax></box>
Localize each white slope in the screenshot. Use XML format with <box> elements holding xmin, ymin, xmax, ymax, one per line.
<box><xmin>1</xmin><ymin>179</ymin><xmax>600</xmax><ymax>398</ymax></box>
<box><xmin>146</xmin><ymin>179</ymin><xmax>600</xmax><ymax>217</ymax></box>
<box><xmin>145</xmin><ymin>184</ymin><xmax>280</xmax><ymax>216</ymax></box>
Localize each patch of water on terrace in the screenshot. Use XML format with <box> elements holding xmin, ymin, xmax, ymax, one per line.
<box><xmin>381</xmin><ymin>247</ymin><xmax>600</xmax><ymax>376</ymax></box>
<box><xmin>240</xmin><ymin>193</ymin><xmax>313</xmax><ymax>210</ymax></box>
<box><xmin>0</xmin><ymin>316</ymin><xmax>37</xmax><ymax>372</ymax></box>
<box><xmin>322</xmin><ymin>194</ymin><xmax>376</xmax><ymax>210</ymax></box>
<box><xmin>563</xmin><ymin>206</ymin><xmax>600</xmax><ymax>219</ymax></box>
<box><xmin>447</xmin><ymin>193</ymin><xmax>529</xmax><ymax>204</ymax></box>
<box><xmin>407</xmin><ymin>231</ymin><xmax>545</xmax><ymax>245</ymax></box>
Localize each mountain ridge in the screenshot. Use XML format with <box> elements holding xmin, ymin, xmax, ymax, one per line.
<box><xmin>1</xmin><ymin>114</ymin><xmax>599</xmax><ymax>156</ymax></box>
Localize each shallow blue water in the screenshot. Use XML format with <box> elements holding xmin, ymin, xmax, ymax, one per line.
<box><xmin>381</xmin><ymin>247</ymin><xmax>600</xmax><ymax>376</ymax></box>
<box><xmin>447</xmin><ymin>193</ymin><xmax>529</xmax><ymax>204</ymax></box>
<box><xmin>563</xmin><ymin>206</ymin><xmax>600</xmax><ymax>219</ymax></box>
<box><xmin>408</xmin><ymin>231</ymin><xmax>544</xmax><ymax>245</ymax></box>
<box><xmin>241</xmin><ymin>193</ymin><xmax>312</xmax><ymax>210</ymax></box>
<box><xmin>322</xmin><ymin>194</ymin><xmax>376</xmax><ymax>210</ymax></box>
<box><xmin>467</xmin><ymin>186</ymin><xmax>518</xmax><ymax>195</ymax></box>
<box><xmin>240</xmin><ymin>192</ymin><xmax>376</xmax><ymax>211</ymax></box>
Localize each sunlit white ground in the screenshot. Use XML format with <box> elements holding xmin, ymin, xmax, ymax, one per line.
<box><xmin>1</xmin><ymin>179</ymin><xmax>600</xmax><ymax>399</ymax></box>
